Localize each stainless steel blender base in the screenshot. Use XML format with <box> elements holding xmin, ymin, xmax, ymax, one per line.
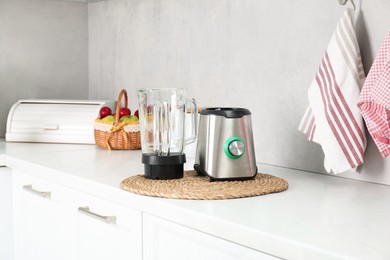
<box><xmin>194</xmin><ymin>107</ymin><xmax>257</xmax><ymax>181</ymax></box>
<box><xmin>194</xmin><ymin>164</ymin><xmax>257</xmax><ymax>182</ymax></box>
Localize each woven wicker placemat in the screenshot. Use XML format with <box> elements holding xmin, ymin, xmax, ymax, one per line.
<box><xmin>120</xmin><ymin>170</ymin><xmax>288</xmax><ymax>200</ymax></box>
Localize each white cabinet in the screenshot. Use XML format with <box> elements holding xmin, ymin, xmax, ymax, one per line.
<box><xmin>76</xmin><ymin>193</ymin><xmax>142</xmax><ymax>260</ymax></box>
<box><xmin>143</xmin><ymin>214</ymin><xmax>280</xmax><ymax>260</ymax></box>
<box><xmin>0</xmin><ymin>167</ymin><xmax>13</xmax><ymax>260</ymax></box>
<box><xmin>13</xmin><ymin>170</ymin><xmax>78</xmax><ymax>260</ymax></box>
<box><xmin>11</xmin><ymin>168</ymin><xmax>277</xmax><ymax>260</ymax></box>
<box><xmin>12</xmin><ymin>170</ymin><xmax>142</xmax><ymax>260</ymax></box>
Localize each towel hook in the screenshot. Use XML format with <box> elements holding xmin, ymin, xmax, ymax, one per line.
<box><xmin>339</xmin><ymin>0</ymin><xmax>356</xmax><ymax>10</ymax></box>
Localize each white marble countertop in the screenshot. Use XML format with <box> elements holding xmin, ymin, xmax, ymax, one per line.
<box><xmin>2</xmin><ymin>138</ymin><xmax>390</xmax><ymax>260</ymax></box>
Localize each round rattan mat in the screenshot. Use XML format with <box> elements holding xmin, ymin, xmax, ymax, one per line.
<box><xmin>120</xmin><ymin>170</ymin><xmax>288</xmax><ymax>200</ymax></box>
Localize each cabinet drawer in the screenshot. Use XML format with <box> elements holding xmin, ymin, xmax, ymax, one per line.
<box><xmin>76</xmin><ymin>192</ymin><xmax>142</xmax><ymax>260</ymax></box>
<box><xmin>77</xmin><ymin>192</ymin><xmax>142</xmax><ymax>230</ymax></box>
<box><xmin>143</xmin><ymin>214</ymin><xmax>280</xmax><ymax>260</ymax></box>
<box><xmin>13</xmin><ymin>170</ymin><xmax>78</xmax><ymax>260</ymax></box>
<box><xmin>0</xmin><ymin>167</ymin><xmax>13</xmax><ymax>260</ymax></box>
<box><xmin>13</xmin><ymin>169</ymin><xmax>80</xmax><ymax>207</ymax></box>
<box><xmin>12</xmin><ymin>170</ymin><xmax>142</xmax><ymax>260</ymax></box>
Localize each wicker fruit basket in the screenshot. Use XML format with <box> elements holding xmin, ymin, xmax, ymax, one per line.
<box><xmin>94</xmin><ymin>89</ymin><xmax>141</xmax><ymax>150</ymax></box>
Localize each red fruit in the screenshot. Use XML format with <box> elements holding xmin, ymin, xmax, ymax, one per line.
<box><xmin>119</xmin><ymin>107</ymin><xmax>131</xmax><ymax>118</ymax></box>
<box><xmin>134</xmin><ymin>110</ymin><xmax>139</xmax><ymax>118</ymax></box>
<box><xmin>99</xmin><ymin>106</ymin><xmax>112</xmax><ymax>119</ymax></box>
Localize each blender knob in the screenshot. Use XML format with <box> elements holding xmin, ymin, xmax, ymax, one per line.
<box><xmin>224</xmin><ymin>136</ymin><xmax>245</xmax><ymax>159</ymax></box>
<box><xmin>229</xmin><ymin>141</ymin><xmax>245</xmax><ymax>156</ymax></box>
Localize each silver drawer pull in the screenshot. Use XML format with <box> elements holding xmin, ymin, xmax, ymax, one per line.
<box><xmin>23</xmin><ymin>185</ymin><xmax>51</xmax><ymax>198</ymax></box>
<box><xmin>43</xmin><ymin>124</ymin><xmax>59</xmax><ymax>130</ymax></box>
<box><xmin>78</xmin><ymin>206</ymin><xmax>116</xmax><ymax>224</ymax></box>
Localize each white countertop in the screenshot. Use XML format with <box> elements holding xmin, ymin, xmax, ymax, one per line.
<box><xmin>2</xmin><ymin>139</ymin><xmax>390</xmax><ymax>260</ymax></box>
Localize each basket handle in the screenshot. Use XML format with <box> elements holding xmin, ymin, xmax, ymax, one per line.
<box><xmin>114</xmin><ymin>89</ymin><xmax>128</xmax><ymax>125</ymax></box>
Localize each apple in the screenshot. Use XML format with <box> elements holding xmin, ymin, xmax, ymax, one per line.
<box><xmin>119</xmin><ymin>107</ymin><xmax>131</xmax><ymax>118</ymax></box>
<box><xmin>134</xmin><ymin>110</ymin><xmax>139</xmax><ymax>119</ymax></box>
<box><xmin>99</xmin><ymin>106</ymin><xmax>112</xmax><ymax>119</ymax></box>
<box><xmin>120</xmin><ymin>115</ymin><xmax>139</xmax><ymax>124</ymax></box>
<box><xmin>102</xmin><ymin>115</ymin><xmax>115</xmax><ymax>123</ymax></box>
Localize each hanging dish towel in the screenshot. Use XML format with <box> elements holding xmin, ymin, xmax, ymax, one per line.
<box><xmin>298</xmin><ymin>9</ymin><xmax>366</xmax><ymax>174</ymax></box>
<box><xmin>358</xmin><ymin>30</ymin><xmax>390</xmax><ymax>158</ymax></box>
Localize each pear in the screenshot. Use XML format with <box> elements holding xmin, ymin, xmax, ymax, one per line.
<box><xmin>102</xmin><ymin>115</ymin><xmax>115</xmax><ymax>123</ymax></box>
<box><xmin>120</xmin><ymin>115</ymin><xmax>138</xmax><ymax>123</ymax></box>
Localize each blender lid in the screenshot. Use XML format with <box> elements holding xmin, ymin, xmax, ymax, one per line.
<box><xmin>200</xmin><ymin>107</ymin><xmax>251</xmax><ymax>118</ymax></box>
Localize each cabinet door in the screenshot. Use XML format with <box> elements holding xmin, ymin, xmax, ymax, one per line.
<box><xmin>76</xmin><ymin>193</ymin><xmax>142</xmax><ymax>260</ymax></box>
<box><xmin>0</xmin><ymin>167</ymin><xmax>13</xmax><ymax>260</ymax></box>
<box><xmin>12</xmin><ymin>170</ymin><xmax>78</xmax><ymax>260</ymax></box>
<box><xmin>143</xmin><ymin>214</ymin><xmax>280</xmax><ymax>260</ymax></box>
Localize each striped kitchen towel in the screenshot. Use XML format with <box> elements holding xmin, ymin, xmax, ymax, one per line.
<box><xmin>298</xmin><ymin>9</ymin><xmax>366</xmax><ymax>174</ymax></box>
<box><xmin>358</xmin><ymin>30</ymin><xmax>390</xmax><ymax>158</ymax></box>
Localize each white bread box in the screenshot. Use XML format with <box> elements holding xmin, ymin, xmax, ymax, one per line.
<box><xmin>6</xmin><ymin>99</ymin><xmax>116</xmax><ymax>144</ymax></box>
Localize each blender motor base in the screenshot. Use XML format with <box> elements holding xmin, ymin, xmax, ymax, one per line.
<box><xmin>194</xmin><ymin>164</ymin><xmax>257</xmax><ymax>182</ymax></box>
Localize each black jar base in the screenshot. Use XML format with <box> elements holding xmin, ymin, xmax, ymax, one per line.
<box><xmin>142</xmin><ymin>153</ymin><xmax>186</xmax><ymax>180</ymax></box>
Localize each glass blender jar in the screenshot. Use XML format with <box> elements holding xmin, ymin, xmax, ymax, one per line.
<box><xmin>137</xmin><ymin>88</ymin><xmax>197</xmax><ymax>179</ymax></box>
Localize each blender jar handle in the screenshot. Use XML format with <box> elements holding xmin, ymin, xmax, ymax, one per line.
<box><xmin>185</xmin><ymin>97</ymin><xmax>197</xmax><ymax>145</ymax></box>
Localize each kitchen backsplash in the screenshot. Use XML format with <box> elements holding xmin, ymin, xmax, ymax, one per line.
<box><xmin>87</xmin><ymin>0</ymin><xmax>390</xmax><ymax>184</ymax></box>
<box><xmin>1</xmin><ymin>0</ymin><xmax>389</xmax><ymax>184</ymax></box>
<box><xmin>0</xmin><ymin>0</ymin><xmax>89</xmax><ymax>139</ymax></box>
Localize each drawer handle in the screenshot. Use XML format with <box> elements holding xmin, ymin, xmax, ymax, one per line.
<box><xmin>22</xmin><ymin>185</ymin><xmax>51</xmax><ymax>199</ymax></box>
<box><xmin>43</xmin><ymin>124</ymin><xmax>59</xmax><ymax>130</ymax></box>
<box><xmin>78</xmin><ymin>206</ymin><xmax>116</xmax><ymax>224</ymax></box>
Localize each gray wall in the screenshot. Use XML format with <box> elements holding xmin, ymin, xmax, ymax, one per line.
<box><xmin>1</xmin><ymin>0</ymin><xmax>389</xmax><ymax>184</ymax></box>
<box><xmin>88</xmin><ymin>0</ymin><xmax>390</xmax><ymax>184</ymax></box>
<box><xmin>0</xmin><ymin>0</ymin><xmax>89</xmax><ymax>137</ymax></box>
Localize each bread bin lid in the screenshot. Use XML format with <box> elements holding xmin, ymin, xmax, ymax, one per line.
<box><xmin>6</xmin><ymin>99</ymin><xmax>116</xmax><ymax>144</ymax></box>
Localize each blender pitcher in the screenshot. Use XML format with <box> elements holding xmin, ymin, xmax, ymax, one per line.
<box><xmin>137</xmin><ymin>88</ymin><xmax>197</xmax><ymax>179</ymax></box>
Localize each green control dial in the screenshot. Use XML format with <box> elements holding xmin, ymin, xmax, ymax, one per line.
<box><xmin>224</xmin><ymin>136</ymin><xmax>245</xmax><ymax>159</ymax></box>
